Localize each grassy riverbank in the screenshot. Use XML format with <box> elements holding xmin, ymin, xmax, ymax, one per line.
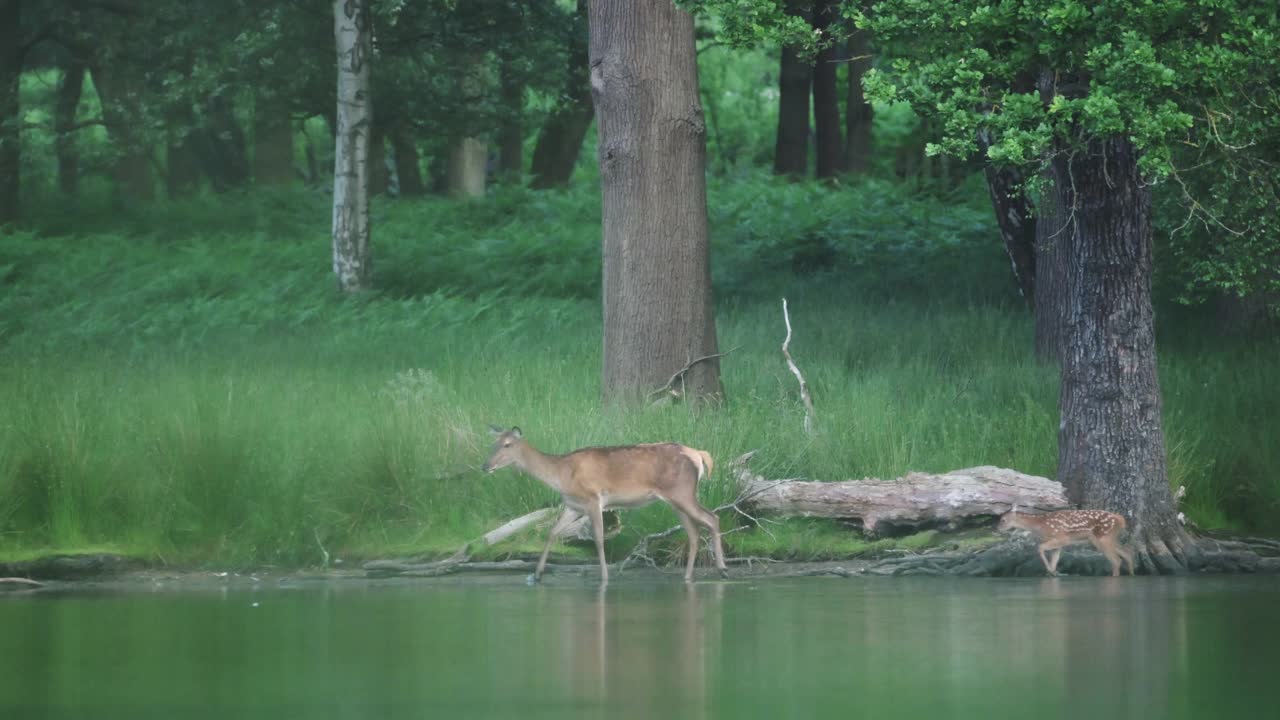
<box><xmin>2</xmin><ymin>178</ymin><xmax>1277</xmax><ymax>567</ymax></box>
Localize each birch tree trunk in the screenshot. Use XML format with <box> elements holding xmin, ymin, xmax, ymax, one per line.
<box><xmin>331</xmin><ymin>0</ymin><xmax>373</xmax><ymax>293</ymax></box>
<box><xmin>591</xmin><ymin>0</ymin><xmax>722</xmax><ymax>403</ymax></box>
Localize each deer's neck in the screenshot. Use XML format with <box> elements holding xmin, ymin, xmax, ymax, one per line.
<box><xmin>516</xmin><ymin>444</ymin><xmax>569</xmax><ymax>494</ymax></box>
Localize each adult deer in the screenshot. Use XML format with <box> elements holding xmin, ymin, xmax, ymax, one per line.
<box><xmin>998</xmin><ymin>506</ymin><xmax>1135</xmax><ymax>576</ymax></box>
<box><xmin>482</xmin><ymin>426</ymin><xmax>728</xmax><ymax>584</ymax></box>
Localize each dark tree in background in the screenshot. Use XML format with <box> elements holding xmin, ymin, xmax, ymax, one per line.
<box><xmin>0</xmin><ymin>0</ymin><xmax>19</xmax><ymax>223</ymax></box>
<box><xmin>591</xmin><ymin>0</ymin><xmax>722</xmax><ymax>404</ymax></box>
<box><xmin>810</xmin><ymin>0</ymin><xmax>842</xmax><ymax>180</ymax></box>
<box><xmin>842</xmin><ymin>27</ymin><xmax>873</xmax><ymax>174</ymax></box>
<box><xmin>331</xmin><ymin>0</ymin><xmax>373</xmax><ymax>293</ymax></box>
<box><xmin>530</xmin><ymin>0</ymin><xmax>593</xmax><ymax>190</ymax></box>
<box><xmin>771</xmin><ymin>0</ymin><xmax>810</xmax><ymax>177</ymax></box>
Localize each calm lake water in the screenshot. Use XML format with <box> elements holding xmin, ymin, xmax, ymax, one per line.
<box><xmin>2</xmin><ymin>574</ymin><xmax>1277</xmax><ymax>719</ymax></box>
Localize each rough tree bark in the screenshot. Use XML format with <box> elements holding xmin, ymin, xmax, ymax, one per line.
<box><xmin>591</xmin><ymin>0</ymin><xmax>723</xmax><ymax>403</ymax></box>
<box><xmin>977</xmin><ymin>131</ymin><xmax>1036</xmax><ymax>308</ymax></box>
<box><xmin>1052</xmin><ymin>136</ymin><xmax>1195</xmax><ymax>573</ymax></box>
<box><xmin>165</xmin><ymin>103</ymin><xmax>203</xmax><ymax>198</ymax></box>
<box><xmin>1033</xmin><ymin>167</ymin><xmax>1069</xmax><ymax>362</ymax></box>
<box><xmin>530</xmin><ymin>0</ymin><xmax>593</xmax><ymax>190</ymax></box>
<box><xmin>811</xmin><ymin>0</ymin><xmax>842</xmax><ymax>180</ymax></box>
<box><xmin>368</xmin><ymin>122</ymin><xmax>388</xmax><ymax>196</ymax></box>
<box><xmin>0</xmin><ymin>0</ymin><xmax>20</xmax><ymax>223</ymax></box>
<box><xmin>54</xmin><ymin>58</ymin><xmax>86</xmax><ymax>197</ymax></box>
<box><xmin>390</xmin><ymin>125</ymin><xmax>423</xmax><ymax>196</ymax></box>
<box><xmin>332</xmin><ymin>0</ymin><xmax>373</xmax><ymax>293</ymax></box>
<box><xmin>843</xmin><ymin>29</ymin><xmax>873</xmax><ymax>174</ymax></box>
<box><xmin>772</xmin><ymin>0</ymin><xmax>810</xmax><ymax>177</ymax></box>
<box><xmin>252</xmin><ymin>96</ymin><xmax>295</xmax><ymax>185</ymax></box>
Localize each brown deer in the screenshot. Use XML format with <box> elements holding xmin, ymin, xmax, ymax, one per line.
<box><xmin>998</xmin><ymin>506</ymin><xmax>1135</xmax><ymax>576</ymax></box>
<box><xmin>482</xmin><ymin>427</ymin><xmax>728</xmax><ymax>584</ymax></box>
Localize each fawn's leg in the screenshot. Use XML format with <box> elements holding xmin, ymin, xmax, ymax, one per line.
<box><xmin>535</xmin><ymin>507</ymin><xmax>579</xmax><ymax>581</ymax></box>
<box><xmin>589</xmin><ymin>499</ymin><xmax>609</xmax><ymax>585</ymax></box>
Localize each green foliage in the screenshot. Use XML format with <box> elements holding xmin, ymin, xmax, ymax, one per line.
<box><xmin>2</xmin><ymin>181</ymin><xmax>1276</xmax><ymax>566</ymax></box>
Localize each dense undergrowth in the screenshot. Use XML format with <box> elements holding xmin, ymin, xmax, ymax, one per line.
<box><xmin>1</xmin><ymin>176</ymin><xmax>1277</xmax><ymax>568</ymax></box>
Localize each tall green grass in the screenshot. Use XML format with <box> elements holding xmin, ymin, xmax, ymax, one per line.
<box><xmin>1</xmin><ymin>178</ymin><xmax>1276</xmax><ymax>567</ymax></box>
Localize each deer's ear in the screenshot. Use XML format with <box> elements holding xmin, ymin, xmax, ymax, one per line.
<box><xmin>488</xmin><ymin>425</ymin><xmax>505</xmax><ymax>437</ymax></box>
<box><xmin>511</xmin><ymin>426</ymin><xmax>522</xmax><ymax>438</ymax></box>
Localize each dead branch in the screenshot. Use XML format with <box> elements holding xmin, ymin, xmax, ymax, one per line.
<box><xmin>781</xmin><ymin>298</ymin><xmax>816</xmax><ymax>434</ymax></box>
<box><xmin>648</xmin><ymin>346</ymin><xmax>740</xmax><ymax>403</ymax></box>
<box><xmin>0</xmin><ymin>577</ymin><xmax>45</xmax><ymax>588</ymax></box>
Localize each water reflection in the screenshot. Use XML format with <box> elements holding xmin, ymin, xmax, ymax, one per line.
<box><xmin>0</xmin><ymin>576</ymin><xmax>1275</xmax><ymax>720</ymax></box>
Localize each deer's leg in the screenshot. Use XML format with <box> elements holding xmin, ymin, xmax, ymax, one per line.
<box><xmin>676</xmin><ymin>510</ymin><xmax>700</xmax><ymax>582</ymax></box>
<box><xmin>535</xmin><ymin>507</ymin><xmax>579</xmax><ymax>581</ymax></box>
<box><xmin>668</xmin><ymin>491</ymin><xmax>727</xmax><ymax>577</ymax></box>
<box><xmin>589</xmin><ymin>498</ymin><xmax>609</xmax><ymax>585</ymax></box>
<box><xmin>1038</xmin><ymin>538</ymin><xmax>1069</xmax><ymax>575</ymax></box>
<box><xmin>1118</xmin><ymin>543</ymin><xmax>1135</xmax><ymax>576</ymax></box>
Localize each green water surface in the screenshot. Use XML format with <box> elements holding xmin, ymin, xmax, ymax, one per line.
<box><xmin>2</xmin><ymin>574</ymin><xmax>1275</xmax><ymax>719</ymax></box>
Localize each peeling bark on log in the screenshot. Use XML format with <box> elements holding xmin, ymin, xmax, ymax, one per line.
<box><xmin>735</xmin><ymin>465</ymin><xmax>1068</xmax><ymax>534</ymax></box>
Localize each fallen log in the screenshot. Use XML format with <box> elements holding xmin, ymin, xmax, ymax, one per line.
<box><xmin>733</xmin><ymin>463</ymin><xmax>1069</xmax><ymax>535</ymax></box>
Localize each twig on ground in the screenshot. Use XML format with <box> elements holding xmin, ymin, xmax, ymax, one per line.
<box><xmin>781</xmin><ymin>298</ymin><xmax>816</xmax><ymax>434</ymax></box>
<box><xmin>648</xmin><ymin>346</ymin><xmax>741</xmax><ymax>403</ymax></box>
<box><xmin>0</xmin><ymin>577</ymin><xmax>44</xmax><ymax>587</ymax></box>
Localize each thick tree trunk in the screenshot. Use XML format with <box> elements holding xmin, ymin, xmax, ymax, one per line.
<box><xmin>530</xmin><ymin>0</ymin><xmax>592</xmax><ymax>190</ymax></box>
<box><xmin>90</xmin><ymin>63</ymin><xmax>154</xmax><ymax>201</ymax></box>
<box><xmin>843</xmin><ymin>30</ymin><xmax>873</xmax><ymax>174</ymax></box>
<box><xmin>591</xmin><ymin>0</ymin><xmax>722</xmax><ymax>403</ymax></box>
<box><xmin>447</xmin><ymin>137</ymin><xmax>486</xmax><ymax>198</ymax></box>
<box><xmin>332</xmin><ymin>0</ymin><xmax>373</xmax><ymax>293</ymax></box>
<box><xmin>811</xmin><ymin>1</ymin><xmax>842</xmax><ymax>180</ymax></box>
<box><xmin>253</xmin><ymin>99</ymin><xmax>295</xmax><ymax>185</ymax></box>
<box><xmin>1052</xmin><ymin>137</ymin><xmax>1193</xmax><ymax>573</ymax></box>
<box><xmin>497</xmin><ymin>57</ymin><xmax>524</xmax><ymax>180</ymax></box>
<box><xmin>978</xmin><ymin>131</ymin><xmax>1036</xmax><ymax>308</ymax></box>
<box><xmin>772</xmin><ymin>0</ymin><xmax>810</xmax><ymax>177</ymax></box>
<box><xmin>54</xmin><ymin>59</ymin><xmax>86</xmax><ymax>197</ymax></box>
<box><xmin>390</xmin><ymin>126</ymin><xmax>423</xmax><ymax>196</ymax></box>
<box><xmin>1033</xmin><ymin>168</ymin><xmax>1069</xmax><ymax>362</ymax></box>
<box><xmin>0</xmin><ymin>0</ymin><xmax>20</xmax><ymax>223</ymax></box>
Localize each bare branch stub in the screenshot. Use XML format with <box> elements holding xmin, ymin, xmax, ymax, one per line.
<box><xmin>782</xmin><ymin>298</ymin><xmax>817</xmax><ymax>434</ymax></box>
<box><xmin>648</xmin><ymin>346</ymin><xmax>740</xmax><ymax>403</ymax></box>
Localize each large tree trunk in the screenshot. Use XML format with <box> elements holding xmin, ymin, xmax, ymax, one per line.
<box><xmin>591</xmin><ymin>0</ymin><xmax>722</xmax><ymax>403</ymax></box>
<box><xmin>0</xmin><ymin>0</ymin><xmax>20</xmax><ymax>223</ymax></box>
<box><xmin>390</xmin><ymin>125</ymin><xmax>423</xmax><ymax>196</ymax></box>
<box><xmin>497</xmin><ymin>57</ymin><xmax>524</xmax><ymax>180</ymax></box>
<box><xmin>810</xmin><ymin>1</ymin><xmax>842</xmax><ymax>180</ymax></box>
<box><xmin>530</xmin><ymin>0</ymin><xmax>593</xmax><ymax>190</ymax></box>
<box><xmin>90</xmin><ymin>62</ymin><xmax>154</xmax><ymax>201</ymax></box>
<box><xmin>447</xmin><ymin>137</ymin><xmax>486</xmax><ymax>198</ymax></box>
<box><xmin>772</xmin><ymin>0</ymin><xmax>810</xmax><ymax>177</ymax></box>
<box><xmin>253</xmin><ymin>98</ymin><xmax>295</xmax><ymax>185</ymax></box>
<box><xmin>54</xmin><ymin>58</ymin><xmax>86</xmax><ymax>197</ymax></box>
<box><xmin>331</xmin><ymin>0</ymin><xmax>373</xmax><ymax>293</ymax></box>
<box><xmin>1052</xmin><ymin>137</ymin><xmax>1193</xmax><ymax>573</ymax></box>
<box><xmin>978</xmin><ymin>131</ymin><xmax>1036</xmax><ymax>308</ymax></box>
<box><xmin>1033</xmin><ymin>168</ymin><xmax>1069</xmax><ymax>362</ymax></box>
<box><xmin>843</xmin><ymin>29</ymin><xmax>873</xmax><ymax>174</ymax></box>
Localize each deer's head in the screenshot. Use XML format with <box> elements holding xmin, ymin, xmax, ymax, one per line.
<box><xmin>997</xmin><ymin>504</ymin><xmax>1022</xmax><ymax>532</ymax></box>
<box><xmin>482</xmin><ymin>426</ymin><xmax>524</xmax><ymax>473</ymax></box>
